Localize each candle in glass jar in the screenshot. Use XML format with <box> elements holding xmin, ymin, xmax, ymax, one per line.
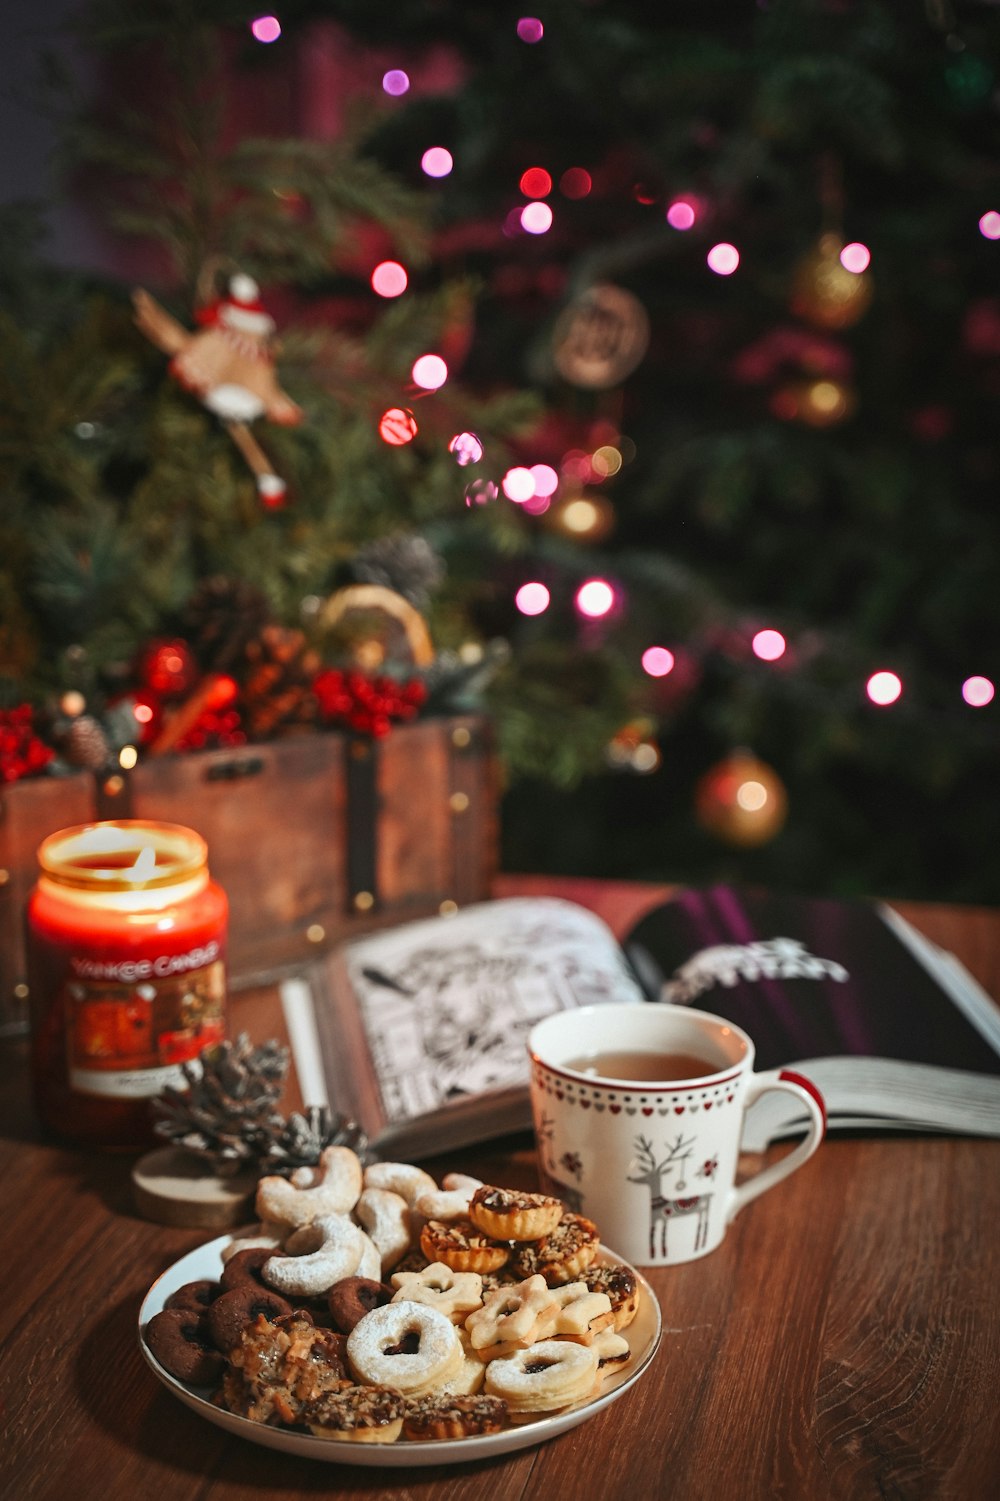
<box><xmin>27</xmin><ymin>820</ymin><xmax>228</xmax><ymax>1148</ymax></box>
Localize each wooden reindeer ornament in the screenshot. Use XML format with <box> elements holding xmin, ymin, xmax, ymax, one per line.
<box><xmin>133</xmin><ymin>271</ymin><xmax>301</xmax><ymax>504</ymax></box>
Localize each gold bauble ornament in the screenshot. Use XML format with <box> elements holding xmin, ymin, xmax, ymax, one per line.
<box><xmin>552</xmin><ymin>284</ymin><xmax>650</xmax><ymax>389</ymax></box>
<box><xmin>790</xmin><ymin>234</ymin><xmax>873</xmax><ymax>331</ymax></box>
<box><xmin>695</xmin><ymin>751</ymin><xmax>788</xmax><ymax>847</ymax></box>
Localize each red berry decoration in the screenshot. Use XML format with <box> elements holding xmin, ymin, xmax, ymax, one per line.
<box><xmin>0</xmin><ymin>705</ymin><xmax>55</xmax><ymax>783</ymax></box>
<box><xmin>312</xmin><ymin>667</ymin><xmax>426</xmax><ymax>736</ymax></box>
<box><xmin>139</xmin><ymin>639</ymin><xmax>198</xmax><ymax>698</ymax></box>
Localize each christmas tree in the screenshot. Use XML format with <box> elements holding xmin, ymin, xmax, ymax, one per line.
<box><xmin>2</xmin><ymin>0</ymin><xmax>998</xmax><ymax>902</ymax></box>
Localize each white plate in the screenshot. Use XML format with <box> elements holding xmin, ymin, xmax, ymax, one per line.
<box><xmin>138</xmin><ymin>1232</ymin><xmax>662</xmax><ymax>1468</ymax></box>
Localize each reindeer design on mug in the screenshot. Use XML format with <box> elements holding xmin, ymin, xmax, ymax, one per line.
<box><xmin>628</xmin><ymin>1132</ymin><xmax>714</xmax><ymax>1260</ymax></box>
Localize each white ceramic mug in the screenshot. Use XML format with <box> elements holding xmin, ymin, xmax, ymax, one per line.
<box><xmin>528</xmin><ymin>1003</ymin><xmax>826</xmax><ymax>1267</ymax></box>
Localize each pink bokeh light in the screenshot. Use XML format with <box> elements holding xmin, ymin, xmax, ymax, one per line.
<box><xmin>502</xmin><ymin>467</ymin><xmax>535</xmax><ymax>502</ymax></box>
<box><xmin>412</xmin><ymin>354</ymin><xmax>448</xmax><ymax>390</ymax></box>
<box><xmin>250</xmin><ymin>16</ymin><xmax>281</xmax><ymax>44</ymax></box>
<box><xmin>529</xmin><ymin>463</ymin><xmax>559</xmax><ymax>497</ymax></box>
<box><xmin>840</xmin><ymin>242</ymin><xmax>871</xmax><ymax>273</ymax></box>
<box><xmin>516</xmin><ymin>581</ymin><xmax>550</xmax><ymax>615</ymax></box>
<box><xmin>867</xmin><ymin>670</ymin><xmax>903</xmax><ymax>706</ymax></box>
<box><xmin>978</xmin><ymin>211</ymin><xmax>1000</xmax><ymax>241</ymax></box>
<box><xmin>521</xmin><ymin>201</ymin><xmax>553</xmax><ymax>235</ymax></box>
<box><xmin>371</xmin><ymin>261</ymin><xmax>408</xmax><ymax>297</ymax></box>
<box><xmin>962</xmin><ymin>675</ymin><xmax>995</xmax><ymax>707</ymax></box>
<box><xmin>576</xmin><ymin>578</ymin><xmax>615</xmax><ymax>618</ymax></box>
<box><xmin>641</xmin><ymin>646</ymin><xmax>675</xmax><ymax>678</ymax></box>
<box><xmin>449</xmin><ymin>432</ymin><xmax>484</xmax><ymax>466</ymax></box>
<box><xmin>382</xmin><ymin>70</ymin><xmax>410</xmax><ymax>96</ymax></box>
<box><xmin>516</xmin><ymin>18</ymin><xmax>544</xmax><ymax>43</ymax></box>
<box><xmin>752</xmin><ymin>628</ymin><xmax>787</xmax><ymax>662</ymax></box>
<box><xmin>666</xmin><ymin>199</ymin><xmax>696</xmax><ymax>231</ymax></box>
<box><xmin>707</xmin><ymin>243</ymin><xmax>740</xmax><ymax>276</ymax></box>
<box><xmin>421</xmin><ymin>147</ymin><xmax>454</xmax><ymax>179</ymax></box>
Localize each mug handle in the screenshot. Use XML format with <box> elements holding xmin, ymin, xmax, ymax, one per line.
<box><xmin>726</xmin><ymin>1069</ymin><xmax>826</xmax><ymax>1223</ymax></box>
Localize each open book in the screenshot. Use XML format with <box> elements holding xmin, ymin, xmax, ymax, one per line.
<box><xmin>279</xmin><ymin>887</ymin><xmax>1000</xmax><ymax>1159</ymax></box>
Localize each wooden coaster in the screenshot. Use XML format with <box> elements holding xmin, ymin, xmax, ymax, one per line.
<box><xmin>132</xmin><ymin>1146</ymin><xmax>257</xmax><ymax>1230</ymax></box>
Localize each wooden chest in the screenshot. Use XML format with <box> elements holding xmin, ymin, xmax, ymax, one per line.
<box><xmin>0</xmin><ymin>715</ymin><xmax>498</xmax><ymax>1034</ymax></box>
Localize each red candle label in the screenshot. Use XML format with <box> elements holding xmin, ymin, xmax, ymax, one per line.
<box><xmin>65</xmin><ymin>944</ymin><xmax>226</xmax><ymax>1098</ymax></box>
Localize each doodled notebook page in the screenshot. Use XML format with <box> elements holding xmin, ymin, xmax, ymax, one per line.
<box><xmin>288</xmin><ymin>897</ymin><xmax>646</xmax><ymax>1158</ymax></box>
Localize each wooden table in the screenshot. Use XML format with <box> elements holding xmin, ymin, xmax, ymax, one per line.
<box><xmin>4</xmin><ymin>877</ymin><xmax>1000</xmax><ymax>1500</ymax></box>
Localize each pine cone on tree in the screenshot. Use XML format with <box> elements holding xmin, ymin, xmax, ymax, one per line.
<box><xmin>181</xmin><ymin>575</ymin><xmax>274</xmax><ymax>675</ymax></box>
<box><xmin>151</xmin><ymin>1033</ymin><xmax>290</xmax><ymax>1176</ymax></box>
<box><xmin>240</xmin><ymin>622</ymin><xmax>321</xmax><ymax>736</ymax></box>
<box><xmin>352</xmin><ymin>532</ymin><xmax>445</xmax><ymax>609</ymax></box>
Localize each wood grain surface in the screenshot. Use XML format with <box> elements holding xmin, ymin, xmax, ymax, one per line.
<box><xmin>3</xmin><ymin>877</ymin><xmax>1000</xmax><ymax>1501</ymax></box>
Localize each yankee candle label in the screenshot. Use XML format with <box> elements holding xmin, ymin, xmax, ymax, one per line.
<box><xmin>65</xmin><ymin>950</ymin><xmax>226</xmax><ymax>1098</ymax></box>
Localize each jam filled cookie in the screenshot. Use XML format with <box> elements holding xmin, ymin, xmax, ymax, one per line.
<box><xmin>420</xmin><ymin>1217</ymin><xmax>511</xmax><ymax>1275</ymax></box>
<box><xmin>401</xmin><ymin>1392</ymin><xmax>510</xmax><ymax>1441</ymax></box>
<box><xmin>468</xmin><ymin>1185</ymin><xmax>564</xmax><ymax>1243</ymax></box>
<box><xmin>511</xmin><ymin>1212</ymin><xmax>601</xmax><ymax>1284</ymax></box>
<box><xmin>483</xmin><ymin>1338</ymin><xmax>600</xmax><ymax>1415</ymax></box>
<box><xmin>347</xmin><ymin>1299</ymin><xmax>465</xmax><ymax>1396</ymax></box>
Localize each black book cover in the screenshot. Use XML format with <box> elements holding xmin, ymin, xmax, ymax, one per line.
<box><xmin>624</xmin><ymin>885</ymin><xmax>1000</xmax><ymax>1080</ymax></box>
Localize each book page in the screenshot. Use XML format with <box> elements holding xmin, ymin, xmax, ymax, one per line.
<box><xmin>342</xmin><ymin>897</ymin><xmax>645</xmax><ymax>1128</ymax></box>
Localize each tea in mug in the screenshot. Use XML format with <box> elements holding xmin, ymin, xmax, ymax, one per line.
<box><xmin>563</xmin><ymin>1049</ymin><xmax>721</xmax><ymax>1082</ymax></box>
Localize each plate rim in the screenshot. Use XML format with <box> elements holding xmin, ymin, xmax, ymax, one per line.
<box><xmin>138</xmin><ymin>1231</ymin><xmax>662</xmax><ymax>1467</ymax></box>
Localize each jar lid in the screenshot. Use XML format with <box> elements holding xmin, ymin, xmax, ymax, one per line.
<box><xmin>36</xmin><ymin>820</ymin><xmax>209</xmax><ymax>892</ymax></box>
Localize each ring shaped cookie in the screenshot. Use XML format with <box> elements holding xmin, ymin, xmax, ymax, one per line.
<box><xmin>346</xmin><ymin>1299</ymin><xmax>463</xmax><ymax>1396</ymax></box>
<box><xmin>263</xmin><ymin>1214</ymin><xmax>364</xmax><ymax>1298</ymax></box>
<box><xmin>256</xmin><ymin>1146</ymin><xmax>363</xmax><ymax>1230</ymax></box>
<box><xmin>484</xmin><ymin>1338</ymin><xmax>599</xmax><ymax>1413</ymax></box>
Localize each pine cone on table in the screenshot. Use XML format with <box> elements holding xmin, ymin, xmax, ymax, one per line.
<box><xmin>259</xmin><ymin>1106</ymin><xmax>371</xmax><ymax>1175</ymax></box>
<box><xmin>151</xmin><ymin>1033</ymin><xmax>290</xmax><ymax>1176</ymax></box>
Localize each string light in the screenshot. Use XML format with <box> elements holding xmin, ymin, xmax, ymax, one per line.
<box><xmin>576</xmin><ymin>578</ymin><xmax>615</xmax><ymax>618</ymax></box>
<box><xmin>412</xmin><ymin>354</ymin><xmax>448</xmax><ymax>390</ymax></box>
<box><xmin>529</xmin><ymin>463</ymin><xmax>559</xmax><ymax>497</ymax></box>
<box><xmin>516</xmin><ymin>18</ymin><xmax>544</xmax><ymax>43</ymax></box>
<box><xmin>382</xmin><ymin>70</ymin><xmax>410</xmax><ymax>96</ymax></box>
<box><xmin>250</xmin><ymin>16</ymin><xmax>281</xmax><ymax>44</ymax></box>
<box><xmin>666</xmin><ymin>199</ymin><xmax>696</xmax><ymax>230</ymax></box>
<box><xmin>867</xmin><ymin>671</ymin><xmax>903</xmax><ymax>706</ymax></box>
<box><xmin>979</xmin><ymin>211</ymin><xmax>1000</xmax><ymax>240</ymax></box>
<box><xmin>449</xmin><ymin>432</ymin><xmax>484</xmax><ymax>465</ymax></box>
<box><xmin>642</xmin><ymin>647</ymin><xmax>675</xmax><ymax>677</ymax></box>
<box><xmin>560</xmin><ymin>168</ymin><xmax>591</xmax><ymax>199</ymax></box>
<box><xmin>521</xmin><ymin>202</ymin><xmax>553</xmax><ymax>234</ymax></box>
<box><xmin>516</xmin><ymin>582</ymin><xmax>550</xmax><ymax>615</ymax></box>
<box><xmin>421</xmin><ymin>147</ymin><xmax>453</xmax><ymax>178</ymax></box>
<box><xmin>707</xmin><ymin>243</ymin><xmax>740</xmax><ymax>276</ymax></box>
<box><xmin>520</xmin><ymin>167</ymin><xmax>552</xmax><ymax>198</ymax></box>
<box><xmin>963</xmin><ymin>675</ymin><xmax>995</xmax><ymax>706</ymax></box>
<box><xmin>502</xmin><ymin>466</ymin><xmax>535</xmax><ymax>502</ymax></box>
<box><xmin>371</xmin><ymin>261</ymin><xmax>408</xmax><ymax>297</ymax></box>
<box><xmin>379</xmin><ymin>408</ymin><xmax>417</xmax><ymax>445</ymax></box>
<box><xmin>752</xmin><ymin>629</ymin><xmax>787</xmax><ymax>661</ymax></box>
<box><xmin>840</xmin><ymin>242</ymin><xmax>871</xmax><ymax>273</ymax></box>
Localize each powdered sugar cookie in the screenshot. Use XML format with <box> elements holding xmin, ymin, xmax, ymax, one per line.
<box><xmin>346</xmin><ymin>1299</ymin><xmax>464</xmax><ymax>1396</ymax></box>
